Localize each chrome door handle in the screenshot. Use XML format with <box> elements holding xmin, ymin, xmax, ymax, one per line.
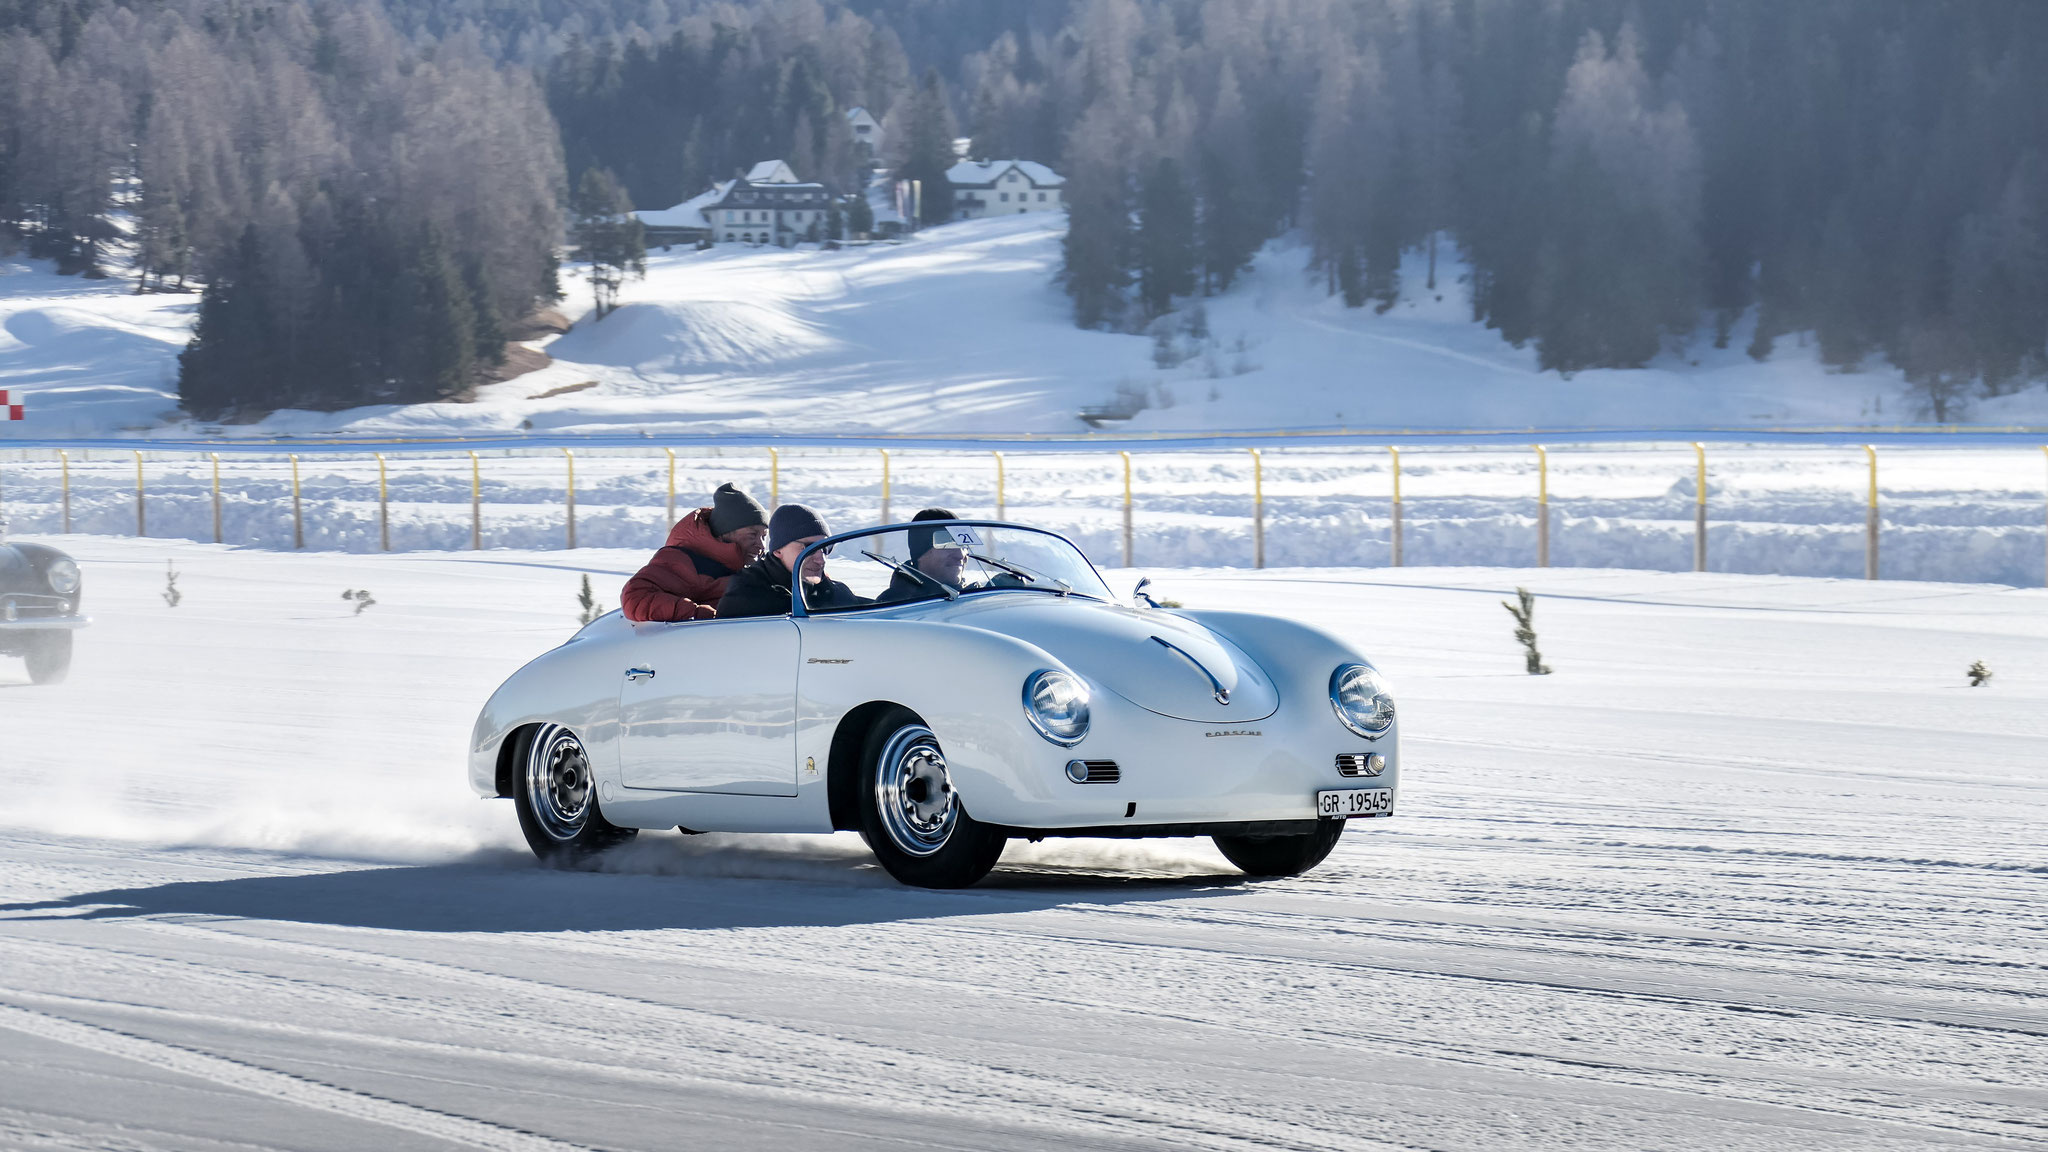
<box><xmin>625</xmin><ymin>667</ymin><xmax>656</xmax><ymax>681</ymax></box>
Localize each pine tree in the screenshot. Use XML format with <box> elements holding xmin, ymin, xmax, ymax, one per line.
<box><xmin>1060</xmin><ymin>103</ymin><xmax>1132</xmax><ymax>330</ymax></box>
<box><xmin>178</xmin><ymin>226</ymin><xmax>281</xmax><ymax>419</ymax></box>
<box><xmin>394</xmin><ymin>225</ymin><xmax>479</xmax><ymax>403</ymax></box>
<box><xmin>1532</xmin><ymin>29</ymin><xmax>1702</xmax><ymax>373</ymax></box>
<box><xmin>896</xmin><ymin>69</ymin><xmax>957</xmax><ymax>226</ymax></box>
<box><xmin>1199</xmin><ymin>62</ymin><xmax>1261</xmax><ymax>293</ymax></box>
<box><xmin>570</xmin><ymin>167</ymin><xmax>645</xmax><ymax>319</ymax></box>
<box><xmin>1137</xmin><ymin>157</ymin><xmax>1195</xmax><ymax>319</ymax></box>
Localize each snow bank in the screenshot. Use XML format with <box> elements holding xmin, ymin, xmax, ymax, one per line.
<box><xmin>3</xmin><ymin>443</ymin><xmax>2043</xmax><ymax>585</ymax></box>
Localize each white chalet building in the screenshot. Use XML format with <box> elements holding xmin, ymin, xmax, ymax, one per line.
<box><xmin>946</xmin><ymin>160</ymin><xmax>1064</xmax><ymax>221</ymax></box>
<box><xmin>846</xmin><ymin>107</ymin><xmax>883</xmax><ymax>160</ymax></box>
<box><xmin>706</xmin><ymin>160</ymin><xmax>830</xmax><ymax>246</ymax></box>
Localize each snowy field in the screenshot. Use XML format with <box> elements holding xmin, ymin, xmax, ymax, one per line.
<box><xmin>10</xmin><ymin>215</ymin><xmax>2048</xmax><ymax>440</ymax></box>
<box><xmin>5</xmin><ymin>442</ymin><xmax>2047</xmax><ymax>585</ymax></box>
<box><xmin>1</xmin><ymin>537</ymin><xmax>2044</xmax><ymax>1150</ymax></box>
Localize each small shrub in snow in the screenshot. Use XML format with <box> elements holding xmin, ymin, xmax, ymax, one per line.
<box><xmin>341</xmin><ymin>589</ymin><xmax>375</xmax><ymax>615</ymax></box>
<box><xmin>1502</xmin><ymin>586</ymin><xmax>1552</xmax><ymax>675</ymax></box>
<box><xmin>577</xmin><ymin>575</ymin><xmax>606</xmax><ymax>625</ymax></box>
<box><xmin>162</xmin><ymin>562</ymin><xmax>181</xmax><ymax>608</ymax></box>
<box><xmin>1967</xmin><ymin>660</ymin><xmax>1991</xmax><ymax>687</ymax></box>
<box><xmin>1151</xmin><ymin>325</ymin><xmax>1179</xmax><ymax>369</ymax></box>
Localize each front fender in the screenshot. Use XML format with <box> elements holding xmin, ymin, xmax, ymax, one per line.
<box><xmin>793</xmin><ymin>616</ymin><xmax>1086</xmax><ymax>825</ymax></box>
<box><xmin>1177</xmin><ymin>605</ymin><xmax>1400</xmax><ymax>773</ymax></box>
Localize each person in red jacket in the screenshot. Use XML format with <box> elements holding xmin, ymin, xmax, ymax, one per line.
<box><xmin>621</xmin><ymin>482</ymin><xmax>769</xmax><ymax>622</ymax></box>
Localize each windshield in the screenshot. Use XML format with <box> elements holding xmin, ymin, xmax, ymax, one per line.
<box><xmin>797</xmin><ymin>522</ymin><xmax>1113</xmax><ymax>615</ymax></box>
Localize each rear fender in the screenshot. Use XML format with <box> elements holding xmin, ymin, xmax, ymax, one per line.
<box><xmin>468</xmin><ymin>620</ymin><xmax>630</xmax><ymax>797</ymax></box>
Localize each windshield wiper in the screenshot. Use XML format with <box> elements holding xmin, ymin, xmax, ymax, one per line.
<box><xmin>970</xmin><ymin>554</ymin><xmax>1071</xmax><ymax>596</ymax></box>
<box><xmin>861</xmin><ymin>550</ymin><xmax>958</xmax><ymax>600</ymax></box>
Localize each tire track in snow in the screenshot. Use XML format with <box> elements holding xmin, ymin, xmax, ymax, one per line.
<box><xmin>547</xmin><ymin>912</ymin><xmax>2048</xmax><ymax>1141</ymax></box>
<box><xmin>0</xmin><ymin>995</ymin><xmax>596</xmax><ymax>1152</ymax></box>
<box><xmin>19</xmin><ymin>923</ymin><xmax>1419</xmax><ymax>1152</ymax></box>
<box><xmin>24</xmin><ymin>915</ymin><xmax>2030</xmax><ymax>1149</ymax></box>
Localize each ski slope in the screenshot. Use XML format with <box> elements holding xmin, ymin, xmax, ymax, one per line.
<box><xmin>2</xmin><ymin>537</ymin><xmax>2043</xmax><ymax>1149</ymax></box>
<box><xmin>10</xmin><ymin>216</ymin><xmax>2048</xmax><ymax>440</ymax></box>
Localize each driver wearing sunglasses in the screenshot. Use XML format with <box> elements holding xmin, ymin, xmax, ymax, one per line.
<box><xmin>716</xmin><ymin>504</ymin><xmax>867</xmax><ymax>619</ymax></box>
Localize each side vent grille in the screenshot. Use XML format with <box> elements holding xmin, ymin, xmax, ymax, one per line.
<box><xmin>1336</xmin><ymin>753</ymin><xmax>1385</xmax><ymax>778</ymax></box>
<box><xmin>1065</xmin><ymin>759</ymin><xmax>1121</xmax><ymax>784</ymax></box>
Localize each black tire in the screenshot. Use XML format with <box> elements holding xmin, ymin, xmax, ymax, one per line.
<box><xmin>856</xmin><ymin>708</ymin><xmax>1006</xmax><ymax>888</ymax></box>
<box><xmin>1213</xmin><ymin>820</ymin><xmax>1345</xmax><ymax>877</ymax></box>
<box><xmin>513</xmin><ymin>724</ymin><xmax>636</xmax><ymax>863</ymax></box>
<box><xmin>23</xmin><ymin>631</ymin><xmax>71</xmax><ymax>685</ymax></box>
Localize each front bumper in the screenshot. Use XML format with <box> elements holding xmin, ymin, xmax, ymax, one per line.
<box><xmin>945</xmin><ymin>682</ymin><xmax>1399</xmax><ymax>830</ymax></box>
<box><xmin>0</xmin><ymin>614</ymin><xmax>89</xmax><ymax>631</ymax></box>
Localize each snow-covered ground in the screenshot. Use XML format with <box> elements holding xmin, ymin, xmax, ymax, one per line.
<box><xmin>9</xmin><ymin>216</ymin><xmax>2048</xmax><ymax>439</ymax></box>
<box><xmin>6</xmin><ymin>442</ymin><xmax>2046</xmax><ymax>585</ymax></box>
<box><xmin>2</xmin><ymin>537</ymin><xmax>2043</xmax><ymax>1149</ymax></box>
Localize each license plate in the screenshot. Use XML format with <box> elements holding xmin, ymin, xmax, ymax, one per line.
<box><xmin>1317</xmin><ymin>788</ymin><xmax>1395</xmax><ymax>819</ymax></box>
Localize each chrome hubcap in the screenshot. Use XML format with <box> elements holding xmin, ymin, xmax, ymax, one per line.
<box><xmin>875</xmin><ymin>725</ymin><xmax>957</xmax><ymax>857</ymax></box>
<box><xmin>526</xmin><ymin>725</ymin><xmax>593</xmax><ymax>841</ymax></box>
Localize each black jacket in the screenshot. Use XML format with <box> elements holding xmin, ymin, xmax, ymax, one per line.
<box><xmin>717</xmin><ymin>554</ymin><xmax>866</xmax><ymax>619</ymax></box>
<box><xmin>878</xmin><ymin>567</ymin><xmax>941</xmax><ymax>604</ymax></box>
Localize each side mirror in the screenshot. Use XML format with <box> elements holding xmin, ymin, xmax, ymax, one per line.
<box><xmin>1132</xmin><ymin>576</ymin><xmax>1159</xmax><ymax>609</ymax></box>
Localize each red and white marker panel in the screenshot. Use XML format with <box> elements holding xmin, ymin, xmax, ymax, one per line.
<box><xmin>0</xmin><ymin>390</ymin><xmax>21</xmax><ymax>420</ymax></box>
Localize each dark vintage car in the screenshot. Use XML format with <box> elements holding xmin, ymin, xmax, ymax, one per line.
<box><xmin>0</xmin><ymin>538</ymin><xmax>85</xmax><ymax>684</ymax></box>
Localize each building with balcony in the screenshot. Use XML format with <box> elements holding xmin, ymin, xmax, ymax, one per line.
<box><xmin>946</xmin><ymin>160</ymin><xmax>1064</xmax><ymax>221</ymax></box>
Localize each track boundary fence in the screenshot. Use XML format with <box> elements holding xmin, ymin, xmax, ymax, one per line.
<box><xmin>0</xmin><ymin>441</ymin><xmax>2044</xmax><ymax>587</ymax></box>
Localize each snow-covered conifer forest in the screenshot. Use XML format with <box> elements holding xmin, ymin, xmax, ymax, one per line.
<box><xmin>3</xmin><ymin>0</ymin><xmax>2046</xmax><ymax>422</ymax></box>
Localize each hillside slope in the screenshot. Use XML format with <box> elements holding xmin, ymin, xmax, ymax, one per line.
<box><xmin>6</xmin><ymin>215</ymin><xmax>2046</xmax><ymax>439</ymax></box>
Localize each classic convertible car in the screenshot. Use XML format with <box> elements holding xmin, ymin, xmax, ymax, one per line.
<box><xmin>470</xmin><ymin>521</ymin><xmax>1398</xmax><ymax>887</ymax></box>
<box><xmin>0</xmin><ymin>535</ymin><xmax>85</xmax><ymax>684</ymax></box>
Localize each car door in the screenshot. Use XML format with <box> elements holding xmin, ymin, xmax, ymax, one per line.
<box><xmin>617</xmin><ymin>617</ymin><xmax>800</xmax><ymax>796</ymax></box>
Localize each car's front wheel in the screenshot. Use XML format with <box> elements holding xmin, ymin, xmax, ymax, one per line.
<box><xmin>857</xmin><ymin>709</ymin><xmax>1006</xmax><ymax>888</ymax></box>
<box><xmin>23</xmin><ymin>631</ymin><xmax>71</xmax><ymax>685</ymax></box>
<box><xmin>1213</xmin><ymin>821</ymin><xmax>1345</xmax><ymax>877</ymax></box>
<box><xmin>514</xmin><ymin>724</ymin><xmax>636</xmax><ymax>863</ymax></box>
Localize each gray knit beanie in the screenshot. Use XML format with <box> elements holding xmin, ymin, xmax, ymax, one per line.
<box><xmin>768</xmin><ymin>504</ymin><xmax>830</xmax><ymax>552</ymax></box>
<box><xmin>708</xmin><ymin>482</ymin><xmax>769</xmax><ymax>537</ymax></box>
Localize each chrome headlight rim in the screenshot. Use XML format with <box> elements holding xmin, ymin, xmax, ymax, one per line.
<box><xmin>1022</xmin><ymin>668</ymin><xmax>1091</xmax><ymax>747</ymax></box>
<box><xmin>1330</xmin><ymin>663</ymin><xmax>1395</xmax><ymax>739</ymax></box>
<box><xmin>45</xmin><ymin>557</ymin><xmax>81</xmax><ymax>595</ymax></box>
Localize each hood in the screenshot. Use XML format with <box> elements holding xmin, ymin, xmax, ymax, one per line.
<box><xmin>949</xmin><ymin>596</ymin><xmax>1278</xmax><ymax>723</ymax></box>
<box><xmin>665</xmin><ymin>507</ymin><xmax>749</xmax><ymax>570</ymax></box>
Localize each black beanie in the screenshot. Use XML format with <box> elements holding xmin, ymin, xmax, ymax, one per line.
<box><xmin>708</xmin><ymin>482</ymin><xmax>769</xmax><ymax>537</ymax></box>
<box><xmin>905</xmin><ymin>507</ymin><xmax>957</xmax><ymax>560</ymax></box>
<box><xmin>768</xmin><ymin>504</ymin><xmax>830</xmax><ymax>552</ymax></box>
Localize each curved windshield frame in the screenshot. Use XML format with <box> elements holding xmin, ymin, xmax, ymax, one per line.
<box><xmin>790</xmin><ymin>521</ymin><xmax>1114</xmax><ymax>617</ymax></box>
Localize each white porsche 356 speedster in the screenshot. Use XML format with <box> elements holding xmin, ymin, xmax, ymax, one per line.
<box><xmin>469</xmin><ymin>521</ymin><xmax>1398</xmax><ymax>888</ymax></box>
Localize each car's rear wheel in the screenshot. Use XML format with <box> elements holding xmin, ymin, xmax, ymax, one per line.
<box><xmin>514</xmin><ymin>724</ymin><xmax>635</xmax><ymax>863</ymax></box>
<box><xmin>1213</xmin><ymin>821</ymin><xmax>1345</xmax><ymax>877</ymax></box>
<box><xmin>857</xmin><ymin>709</ymin><xmax>1006</xmax><ymax>888</ymax></box>
<box><xmin>23</xmin><ymin>631</ymin><xmax>71</xmax><ymax>685</ymax></box>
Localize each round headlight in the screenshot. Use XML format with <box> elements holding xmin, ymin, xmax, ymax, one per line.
<box><xmin>1023</xmin><ymin>669</ymin><xmax>1090</xmax><ymax>746</ymax></box>
<box><xmin>45</xmin><ymin>557</ymin><xmax>80</xmax><ymax>595</ymax></box>
<box><xmin>1330</xmin><ymin>664</ymin><xmax>1395</xmax><ymax>738</ymax></box>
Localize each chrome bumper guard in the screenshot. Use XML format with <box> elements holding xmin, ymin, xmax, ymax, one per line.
<box><xmin>0</xmin><ymin>614</ymin><xmax>89</xmax><ymax>631</ymax></box>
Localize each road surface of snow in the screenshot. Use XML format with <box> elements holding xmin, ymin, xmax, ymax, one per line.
<box><xmin>1</xmin><ymin>538</ymin><xmax>2043</xmax><ymax>1149</ymax></box>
